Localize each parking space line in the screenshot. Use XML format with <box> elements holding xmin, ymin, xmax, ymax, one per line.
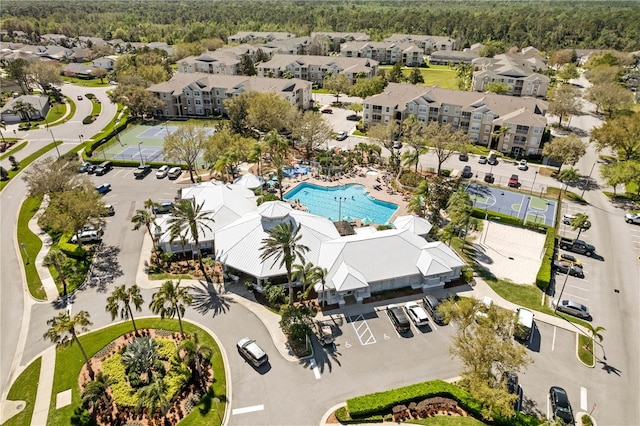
<box><xmin>563</xmin><ymin>292</ymin><xmax>588</xmax><ymax>301</ymax></box>
<box><xmin>567</xmin><ymin>284</ymin><xmax>589</xmax><ymax>292</ymax></box>
<box><xmin>551</xmin><ymin>326</ymin><xmax>557</xmax><ymax>351</ymax></box>
<box><xmin>580</xmin><ymin>387</ymin><xmax>588</xmax><ymax>410</ymax></box>
<box><xmin>232</xmin><ymin>405</ymin><xmax>264</xmax><ymax>415</ymax></box>
<box><xmin>310</xmin><ymin>358</ymin><xmax>321</xmax><ymax>380</ymax></box>
<box><xmin>349</xmin><ymin>315</ymin><xmax>376</xmax><ymax>345</ymax></box>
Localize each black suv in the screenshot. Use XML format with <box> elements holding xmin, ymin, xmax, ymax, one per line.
<box><xmin>387</xmin><ymin>304</ymin><xmax>410</xmax><ymax>333</ymax></box>
<box><xmin>423</xmin><ymin>295</ymin><xmax>447</xmax><ymax>325</ymax></box>
<box><xmin>134</xmin><ymin>164</ymin><xmax>152</xmax><ymax>179</ymax></box>
<box><xmin>549</xmin><ymin>386</ymin><xmax>574</xmax><ymax>424</ymax></box>
<box><xmin>94</xmin><ymin>161</ymin><xmax>112</xmax><ymax>176</ymax></box>
<box><xmin>461</xmin><ymin>165</ymin><xmax>473</xmax><ymax>178</ymax></box>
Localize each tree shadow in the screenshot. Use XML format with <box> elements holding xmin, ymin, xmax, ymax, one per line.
<box><xmin>597</xmin><ymin>360</ymin><xmax>622</xmax><ymax>376</ymax></box>
<box><xmin>520</xmin><ymin>392</ymin><xmax>544</xmax><ymax>418</ymax></box>
<box><xmin>190</xmin><ymin>280</ymin><xmax>234</xmax><ymax>317</ymax></box>
<box><xmin>84</xmin><ymin>244</ymin><xmax>123</xmax><ymax>292</ymax></box>
<box><xmin>298</xmin><ymin>335</ymin><xmax>343</xmax><ymax>374</ymax></box>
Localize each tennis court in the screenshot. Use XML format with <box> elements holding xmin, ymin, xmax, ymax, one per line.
<box><xmin>97</xmin><ymin>123</ymin><xmax>215</xmax><ymax>166</ymax></box>
<box><xmin>466</xmin><ymin>182</ymin><xmax>557</xmax><ymax>226</ymax></box>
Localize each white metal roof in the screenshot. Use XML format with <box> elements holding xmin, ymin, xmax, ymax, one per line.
<box><xmin>393</xmin><ymin>215</ymin><xmax>433</xmax><ymax>236</ymax></box>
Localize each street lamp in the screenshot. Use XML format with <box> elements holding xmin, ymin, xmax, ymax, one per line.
<box><xmin>48</xmin><ymin>128</ymin><xmax>61</xmax><ymax>158</ymax></box>
<box><xmin>138</xmin><ymin>141</ymin><xmax>144</xmax><ymax>165</ymax></box>
<box><xmin>335</xmin><ymin>196</ymin><xmax>347</xmax><ymax>221</ymax></box>
<box><xmin>531</xmin><ymin>170</ymin><xmax>538</xmax><ymax>194</ymax></box>
<box><xmin>554</xmin><ymin>267</ymin><xmax>572</xmax><ymax>314</ymax></box>
<box><xmin>20</xmin><ymin>243</ymin><xmax>29</xmax><ymax>264</ymax></box>
<box><xmin>581</xmin><ymin>162</ymin><xmax>597</xmax><ymax>198</ymax></box>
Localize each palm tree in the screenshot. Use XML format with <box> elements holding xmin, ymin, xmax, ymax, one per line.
<box><xmin>260</xmin><ymin>222</ymin><xmax>310</xmax><ymax>305</ymax></box>
<box><xmin>42</xmin><ymin>249</ymin><xmax>69</xmax><ymax>296</ymax></box>
<box><xmin>248</xmin><ymin>141</ymin><xmax>265</xmax><ymax>176</ymax></box>
<box><xmin>44</xmin><ymin>311</ymin><xmax>94</xmax><ymax>379</ymax></box>
<box><xmin>122</xmin><ymin>336</ymin><xmax>160</xmax><ymax>383</ymax></box>
<box><xmin>132</xmin><ymin>208</ymin><xmax>158</xmax><ymax>249</ymax></box>
<box><xmin>178</xmin><ymin>333</ymin><xmax>213</xmax><ymax>389</ymax></box>
<box><xmin>106</xmin><ymin>284</ymin><xmax>145</xmax><ymax>336</ymax></box>
<box><xmin>491</xmin><ymin>125</ymin><xmax>511</xmax><ymax>150</ymax></box>
<box><xmin>264</xmin><ymin>130</ymin><xmax>290</xmax><ymax>200</ymax></box>
<box><xmin>149</xmin><ymin>280</ymin><xmax>193</xmax><ymax>337</ymax></box>
<box><xmin>557</xmin><ymin>167</ymin><xmax>581</xmax><ymax>193</ymax></box>
<box><xmin>568</xmin><ymin>213</ymin><xmax>590</xmax><ymax>239</ymax></box>
<box><xmin>11</xmin><ymin>100</ymin><xmax>37</xmax><ymax>124</ymax></box>
<box><xmin>309</xmin><ymin>265</ymin><xmax>328</xmax><ymax>307</ymax></box>
<box><xmin>136</xmin><ymin>379</ymin><xmax>169</xmax><ymax>417</ymax></box>
<box><xmin>82</xmin><ymin>371</ymin><xmax>114</xmax><ymax>412</ymax></box>
<box><xmin>0</xmin><ymin>119</ymin><xmax>6</xmax><ymax>144</ymax></box>
<box><xmin>291</xmin><ymin>262</ymin><xmax>317</xmax><ymax>301</ymax></box>
<box><xmin>584</xmin><ymin>323</ymin><xmax>606</xmax><ymax>354</ymax></box>
<box><xmin>402</xmin><ymin>149</ymin><xmax>420</xmax><ymax>172</ymax></box>
<box><xmin>167</xmin><ymin>198</ymin><xmax>214</xmax><ymax>280</ymax></box>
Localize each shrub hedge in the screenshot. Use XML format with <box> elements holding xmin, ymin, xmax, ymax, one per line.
<box><xmin>345</xmin><ymin>379</ymin><xmax>539</xmax><ymax>426</ymax></box>
<box><xmin>58</xmin><ymin>233</ymin><xmax>86</xmax><ymax>258</ymax></box>
<box><xmin>82</xmin><ymin>115</ymin><xmax>95</xmax><ymax>125</ymax></box>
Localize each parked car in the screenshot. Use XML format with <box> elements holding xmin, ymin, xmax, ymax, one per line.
<box><xmin>320</xmin><ymin>108</ymin><xmax>333</xmax><ymax>114</ymax></box>
<box><xmin>404</xmin><ymin>302</ymin><xmax>430</xmax><ymax>327</ymax></box>
<box><xmin>79</xmin><ymin>161</ymin><xmax>92</xmax><ymax>173</ymax></box>
<box><xmin>70</xmin><ymin>230</ymin><xmax>102</xmax><ymax>244</ymax></box>
<box><xmin>152</xmin><ymin>201</ymin><xmax>174</xmax><ymax>215</ymax></box>
<box><xmin>625</xmin><ymin>213</ymin><xmax>640</xmax><ymax>224</ymax></box>
<box><xmin>237</xmin><ymin>337</ymin><xmax>269</xmax><ymax>367</ymax></box>
<box><xmin>517</xmin><ymin>159</ymin><xmax>528</xmax><ymax>170</ymax></box>
<box><xmin>316</xmin><ymin>321</ymin><xmax>334</xmax><ymax>346</ymax></box>
<box><xmin>508</xmin><ymin>174</ymin><xmax>519</xmax><ymax>187</ymax></box>
<box><xmin>393</xmin><ymin>141</ymin><xmax>403</xmax><ymax>150</ymax></box>
<box><xmin>86</xmin><ymin>164</ymin><xmax>97</xmax><ymax>174</ymax></box>
<box><xmin>335</xmin><ymin>131</ymin><xmax>348</xmax><ymax>141</ymax></box>
<box><xmin>423</xmin><ymin>295</ymin><xmax>447</xmax><ymax>325</ymax></box>
<box><xmin>484</xmin><ymin>172</ymin><xmax>495</xmax><ymax>183</ymax></box>
<box><xmin>553</xmin><ymin>299</ymin><xmax>590</xmax><ymax>319</ymax></box>
<box><xmin>557</xmin><ymin>252</ymin><xmax>582</xmax><ymax>267</ymax></box>
<box><xmin>487</xmin><ymin>151</ymin><xmax>498</xmax><ymax>165</ymax></box>
<box><xmin>167</xmin><ymin>167</ymin><xmax>182</xmax><ymax>179</ymax></box>
<box><xmin>95</xmin><ymin>183</ymin><xmax>111</xmax><ymax>194</ymax></box>
<box><xmin>387</xmin><ymin>304</ymin><xmax>411</xmax><ymax>333</ymax></box>
<box><xmin>103</xmin><ymin>204</ymin><xmax>115</xmax><ymax>216</ymax></box>
<box><xmin>562</xmin><ymin>213</ymin><xmax>591</xmax><ymax>229</ymax></box>
<box><xmin>553</xmin><ymin>260</ymin><xmax>585</xmax><ymax>278</ymax></box>
<box><xmin>94</xmin><ymin>161</ymin><xmax>113</xmax><ymax>176</ymax></box>
<box><xmin>134</xmin><ymin>164</ymin><xmax>152</xmax><ymax>179</ymax></box>
<box><xmin>156</xmin><ymin>165</ymin><xmax>170</xmax><ymax>179</ymax></box>
<box><xmin>549</xmin><ymin>386</ymin><xmax>574</xmax><ymax>424</ymax></box>
<box><xmin>458</xmin><ymin>152</ymin><xmax>469</xmax><ymax>161</ymax></box>
<box><xmin>475</xmin><ymin>296</ymin><xmax>493</xmax><ymax>320</ymax></box>
<box><xmin>478</xmin><ymin>155</ymin><xmax>488</xmax><ymax>164</ymax></box>
<box><xmin>461</xmin><ymin>165</ymin><xmax>473</xmax><ymax>178</ymax></box>
<box><xmin>346</xmin><ymin>114</ymin><xmax>360</xmax><ymax>121</ymax></box>
<box><xmin>77</xmin><ymin>95</ymin><xmax>83</xmax><ymax>100</ymax></box>
<box><xmin>503</xmin><ymin>372</ymin><xmax>522</xmax><ymax>411</ymax></box>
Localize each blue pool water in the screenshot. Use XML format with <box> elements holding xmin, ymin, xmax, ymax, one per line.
<box><xmin>284</xmin><ymin>183</ymin><xmax>398</xmax><ymax>224</ymax></box>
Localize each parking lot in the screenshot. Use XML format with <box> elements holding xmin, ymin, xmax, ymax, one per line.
<box><xmin>84</xmin><ymin>166</ymin><xmax>189</xmax><ymax>286</ymax></box>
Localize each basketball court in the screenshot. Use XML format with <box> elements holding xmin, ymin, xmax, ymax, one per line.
<box><xmin>466</xmin><ymin>182</ymin><xmax>557</xmax><ymax>226</ymax></box>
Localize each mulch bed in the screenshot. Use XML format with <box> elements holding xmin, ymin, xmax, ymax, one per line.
<box><xmin>78</xmin><ymin>329</ymin><xmax>214</xmax><ymax>426</ymax></box>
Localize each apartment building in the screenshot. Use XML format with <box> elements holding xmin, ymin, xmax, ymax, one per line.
<box><xmin>339</xmin><ymin>41</ymin><xmax>424</xmax><ymax>66</ymax></box>
<box><xmin>147</xmin><ymin>73</ymin><xmax>312</xmax><ymax>118</ymax></box>
<box><xmin>363</xmin><ymin>83</ymin><xmax>549</xmax><ymax>157</ymax></box>
<box><xmin>310</xmin><ymin>32</ymin><xmax>370</xmax><ymax>52</ymax></box>
<box><xmin>228</xmin><ymin>31</ymin><xmax>296</xmax><ymax>44</ymax></box>
<box><xmin>257</xmin><ymin>54</ymin><xmax>378</xmax><ymax>85</ymax></box>
<box><xmin>471</xmin><ymin>50</ymin><xmax>550</xmax><ymax>98</ymax></box>
<box><xmin>384</xmin><ymin>34</ymin><xmax>456</xmax><ymax>53</ymax></box>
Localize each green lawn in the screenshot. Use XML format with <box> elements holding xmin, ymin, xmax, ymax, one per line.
<box><xmin>90</xmin><ymin>98</ymin><xmax>102</xmax><ymax>116</ymax></box>
<box><xmin>0</xmin><ymin>141</ymin><xmax>28</xmax><ymax>161</ymax></box>
<box><xmin>48</xmin><ymin>318</ymin><xmax>226</xmax><ymax>426</ymax></box>
<box><xmin>17</xmin><ymin>195</ymin><xmax>47</xmax><ymax>300</ymax></box>
<box><xmin>45</xmin><ymin>103</ymin><xmax>67</xmax><ymax>124</ymax></box>
<box><xmin>0</xmin><ymin>141</ymin><xmax>63</xmax><ymax>191</ymax></box>
<box><xmin>3</xmin><ymin>357</ymin><xmax>42</xmax><ymax>426</ymax></box>
<box><xmin>578</xmin><ymin>334</ymin><xmax>595</xmax><ymax>366</ymax></box>
<box><xmin>61</xmin><ymin>76</ymin><xmax>110</xmax><ymax>87</ymax></box>
<box><xmin>379</xmin><ymin>64</ymin><xmax>460</xmax><ymax>90</ymax></box>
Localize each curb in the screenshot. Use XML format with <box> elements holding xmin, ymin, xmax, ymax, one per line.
<box><xmin>319</xmin><ymin>402</ymin><xmax>346</xmax><ymax>426</ymax></box>
<box><xmin>575</xmin><ymin>333</ymin><xmax>596</xmax><ymax>368</ymax></box>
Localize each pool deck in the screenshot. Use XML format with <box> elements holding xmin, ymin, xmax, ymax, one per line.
<box><xmin>280</xmin><ymin>166</ymin><xmax>410</xmax><ymax>224</ymax></box>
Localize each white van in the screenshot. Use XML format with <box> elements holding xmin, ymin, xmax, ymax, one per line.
<box><xmin>488</xmin><ymin>151</ymin><xmax>498</xmax><ymax>165</ymax></box>
<box><xmin>514</xmin><ymin>308</ymin><xmax>534</xmax><ymax>344</ymax></box>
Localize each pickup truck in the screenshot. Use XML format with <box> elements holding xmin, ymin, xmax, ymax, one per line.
<box><xmin>558</xmin><ymin>237</ymin><xmax>596</xmax><ymax>256</ymax></box>
<box><xmin>134</xmin><ymin>164</ymin><xmax>151</xmax><ymax>179</ymax></box>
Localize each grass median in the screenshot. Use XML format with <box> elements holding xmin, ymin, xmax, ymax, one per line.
<box><xmin>3</xmin><ymin>357</ymin><xmax>42</xmax><ymax>426</ymax></box>
<box><xmin>0</xmin><ymin>141</ymin><xmax>63</xmax><ymax>191</ymax></box>
<box><xmin>17</xmin><ymin>195</ymin><xmax>47</xmax><ymax>300</ymax></box>
<box><xmin>0</xmin><ymin>141</ymin><xmax>28</xmax><ymax>161</ymax></box>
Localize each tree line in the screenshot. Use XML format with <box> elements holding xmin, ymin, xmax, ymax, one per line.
<box><xmin>2</xmin><ymin>0</ymin><xmax>640</xmax><ymax>52</ymax></box>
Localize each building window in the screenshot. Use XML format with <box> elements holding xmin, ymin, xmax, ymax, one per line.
<box><xmin>418</xmin><ymin>105</ymin><xmax>427</xmax><ymax>113</ymax></box>
<box><xmin>454</xmin><ymin>107</ymin><xmax>460</xmax><ymax>115</ymax></box>
<box><xmin>442</xmin><ymin>116</ymin><xmax>448</xmax><ymax>123</ymax></box>
<box><xmin>195</xmin><ymin>100</ymin><xmax>201</xmax><ymax>105</ymax></box>
<box><xmin>408</xmin><ymin>105</ymin><xmax>414</xmax><ymax>113</ymax></box>
<box><xmin>484</xmin><ymin>125</ymin><xmax>491</xmax><ymax>133</ymax></box>
<box><xmin>385</xmin><ymin>107</ymin><xmax>390</xmax><ymax>113</ymax></box>
<box><xmin>443</xmin><ymin>106</ymin><xmax>449</xmax><ymax>113</ymax></box>
<box><xmin>194</xmin><ymin>91</ymin><xmax>200</xmax><ymax>96</ymax></box>
<box><xmin>187</xmin><ymin>100</ymin><xmax>191</xmax><ymax>105</ymax></box>
<box><xmin>196</xmin><ymin>108</ymin><xmax>202</xmax><ymax>114</ymax></box>
<box><xmin>472</xmin><ymin>113</ymin><xmax>482</xmax><ymax>121</ymax></box>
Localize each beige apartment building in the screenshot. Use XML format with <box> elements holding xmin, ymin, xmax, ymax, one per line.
<box><xmin>257</xmin><ymin>54</ymin><xmax>378</xmax><ymax>85</ymax></box>
<box><xmin>340</xmin><ymin>41</ymin><xmax>425</xmax><ymax>66</ymax></box>
<box><xmin>148</xmin><ymin>73</ymin><xmax>312</xmax><ymax>118</ymax></box>
<box><xmin>383</xmin><ymin>34</ymin><xmax>456</xmax><ymax>53</ymax></box>
<box><xmin>363</xmin><ymin>83</ymin><xmax>549</xmax><ymax>157</ymax></box>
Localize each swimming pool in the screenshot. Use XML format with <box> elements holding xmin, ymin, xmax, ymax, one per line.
<box><xmin>284</xmin><ymin>183</ymin><xmax>398</xmax><ymax>224</ymax></box>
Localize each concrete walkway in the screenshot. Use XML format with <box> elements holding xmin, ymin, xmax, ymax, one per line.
<box><xmin>28</xmin><ymin>195</ymin><xmax>59</xmax><ymax>301</ymax></box>
<box><xmin>30</xmin><ymin>346</ymin><xmax>55</xmax><ymax>426</ymax></box>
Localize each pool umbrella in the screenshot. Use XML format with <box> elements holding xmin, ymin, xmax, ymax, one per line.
<box><xmin>343</xmin><ymin>216</ymin><xmax>354</xmax><ymax>222</ymax></box>
<box><xmin>362</xmin><ymin>218</ymin><xmax>373</xmax><ymax>225</ymax></box>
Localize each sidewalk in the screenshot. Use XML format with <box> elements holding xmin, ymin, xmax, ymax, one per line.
<box><xmin>30</xmin><ymin>346</ymin><xmax>56</xmax><ymax>426</ymax></box>
<box><xmin>28</xmin><ymin>195</ymin><xmax>60</xmax><ymax>301</ymax></box>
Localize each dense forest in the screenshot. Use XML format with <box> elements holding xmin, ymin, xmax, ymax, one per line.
<box><xmin>1</xmin><ymin>0</ymin><xmax>639</xmax><ymax>52</ymax></box>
